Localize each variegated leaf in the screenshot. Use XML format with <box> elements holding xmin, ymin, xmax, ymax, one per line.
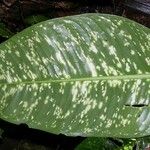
<box><xmin>0</xmin><ymin>13</ymin><xmax>150</xmax><ymax>138</ymax></box>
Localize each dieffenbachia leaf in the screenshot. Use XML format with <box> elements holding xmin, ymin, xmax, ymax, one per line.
<box><xmin>0</xmin><ymin>13</ymin><xmax>150</xmax><ymax>138</ymax></box>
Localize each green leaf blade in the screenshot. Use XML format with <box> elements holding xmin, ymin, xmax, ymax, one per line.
<box><xmin>0</xmin><ymin>14</ymin><xmax>150</xmax><ymax>138</ymax></box>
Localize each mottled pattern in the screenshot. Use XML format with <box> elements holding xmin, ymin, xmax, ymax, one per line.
<box><xmin>0</xmin><ymin>13</ymin><xmax>150</xmax><ymax>137</ymax></box>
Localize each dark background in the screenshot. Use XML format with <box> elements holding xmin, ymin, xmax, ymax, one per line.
<box><xmin>0</xmin><ymin>0</ymin><xmax>150</xmax><ymax>33</ymax></box>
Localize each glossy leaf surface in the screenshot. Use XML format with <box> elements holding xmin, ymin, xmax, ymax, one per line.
<box><xmin>0</xmin><ymin>14</ymin><xmax>150</xmax><ymax>138</ymax></box>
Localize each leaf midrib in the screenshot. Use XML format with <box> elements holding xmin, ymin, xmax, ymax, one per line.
<box><xmin>0</xmin><ymin>74</ymin><xmax>150</xmax><ymax>85</ymax></box>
